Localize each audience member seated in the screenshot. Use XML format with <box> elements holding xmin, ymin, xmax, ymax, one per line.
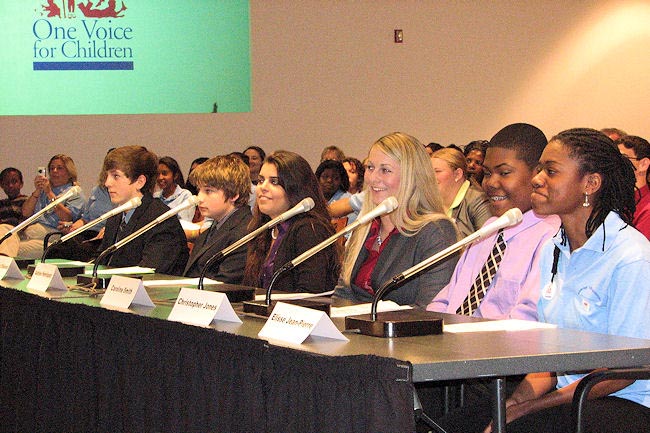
<box><xmin>0</xmin><ymin>168</ymin><xmax>28</xmax><ymax>256</ymax></box>
<box><xmin>185</xmin><ymin>156</ymin><xmax>209</xmax><ymax>196</ymax></box>
<box><xmin>430</xmin><ymin>147</ymin><xmax>492</xmax><ymax>237</ymax></box>
<box><xmin>342</xmin><ymin>157</ymin><xmax>365</xmax><ymax>194</ymax></box>
<box><xmin>616</xmin><ymin>135</ymin><xmax>650</xmax><ymax>239</ymax></box>
<box><xmin>0</xmin><ymin>155</ymin><xmax>85</xmax><ymax>258</ymax></box>
<box><xmin>154</xmin><ymin>156</ymin><xmax>195</xmax><ymax>222</ymax></box>
<box><xmin>601</xmin><ymin>126</ymin><xmax>627</xmax><ymax>141</ymax></box>
<box><xmin>98</xmin><ymin>146</ymin><xmax>189</xmax><ymax>275</ymax></box>
<box><xmin>463</xmin><ymin>139</ymin><xmax>489</xmax><ymax>186</ymax></box>
<box><xmin>243</xmin><ymin>146</ymin><xmax>266</xmax><ymax>185</ymax></box>
<box><xmin>242</xmin><ymin>150</ymin><xmax>341</xmax><ymax>293</ymax></box>
<box><xmin>471</xmin><ymin>128</ymin><xmax>650</xmax><ymax>433</ymax></box>
<box><xmin>320</xmin><ymin>145</ymin><xmax>345</xmax><ymax>162</ymax></box>
<box><xmin>333</xmin><ymin>132</ymin><xmax>459</xmax><ymax>307</ymax></box>
<box><xmin>428</xmin><ymin>123</ymin><xmax>559</xmax><ymax>320</ymax></box>
<box><xmin>424</xmin><ymin>142</ymin><xmax>444</xmax><ymax>156</ymax></box>
<box><xmin>182</xmin><ymin>155</ymin><xmax>252</xmax><ymax>283</ymax></box>
<box><xmin>316</xmin><ymin>159</ymin><xmax>357</xmax><ymax>225</ymax></box>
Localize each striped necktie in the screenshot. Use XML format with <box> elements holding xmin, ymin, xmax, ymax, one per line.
<box><xmin>456</xmin><ymin>229</ymin><xmax>506</xmax><ymax>316</ymax></box>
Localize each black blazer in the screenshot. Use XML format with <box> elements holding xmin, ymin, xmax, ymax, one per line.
<box><xmin>98</xmin><ymin>194</ymin><xmax>189</xmax><ymax>275</ymax></box>
<box><xmin>182</xmin><ymin>206</ymin><xmax>252</xmax><ymax>283</ymax></box>
<box><xmin>266</xmin><ymin>213</ymin><xmax>339</xmax><ymax>293</ymax></box>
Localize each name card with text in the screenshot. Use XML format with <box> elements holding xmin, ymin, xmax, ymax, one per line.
<box><xmin>167</xmin><ymin>287</ymin><xmax>242</xmax><ymax>326</ymax></box>
<box><xmin>258</xmin><ymin>302</ymin><xmax>349</xmax><ymax>344</ymax></box>
<box><xmin>100</xmin><ymin>275</ymin><xmax>155</xmax><ymax>309</ymax></box>
<box><xmin>0</xmin><ymin>256</ymin><xmax>24</xmax><ymax>281</ymax></box>
<box><xmin>26</xmin><ymin>263</ymin><xmax>66</xmax><ymax>292</ymax></box>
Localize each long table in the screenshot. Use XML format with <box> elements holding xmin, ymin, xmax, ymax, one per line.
<box><xmin>2</xmin><ymin>274</ymin><xmax>650</xmax><ymax>433</ymax></box>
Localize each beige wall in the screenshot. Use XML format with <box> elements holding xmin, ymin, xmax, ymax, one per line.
<box><xmin>2</xmin><ymin>0</ymin><xmax>650</xmax><ymax>194</ymax></box>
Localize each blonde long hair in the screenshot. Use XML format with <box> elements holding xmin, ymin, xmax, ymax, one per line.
<box><xmin>340</xmin><ymin>132</ymin><xmax>455</xmax><ymax>286</ymax></box>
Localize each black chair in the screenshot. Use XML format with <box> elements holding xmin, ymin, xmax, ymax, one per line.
<box><xmin>43</xmin><ymin>231</ymin><xmax>63</xmax><ymax>253</ymax></box>
<box><xmin>572</xmin><ymin>366</ymin><xmax>650</xmax><ymax>433</ymax></box>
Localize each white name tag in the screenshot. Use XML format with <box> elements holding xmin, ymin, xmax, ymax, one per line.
<box><xmin>100</xmin><ymin>275</ymin><xmax>155</xmax><ymax>309</ymax></box>
<box><xmin>0</xmin><ymin>256</ymin><xmax>24</xmax><ymax>281</ymax></box>
<box><xmin>26</xmin><ymin>263</ymin><xmax>67</xmax><ymax>292</ymax></box>
<box><xmin>167</xmin><ymin>287</ymin><xmax>242</xmax><ymax>326</ymax></box>
<box><xmin>258</xmin><ymin>302</ymin><xmax>349</xmax><ymax>344</ymax></box>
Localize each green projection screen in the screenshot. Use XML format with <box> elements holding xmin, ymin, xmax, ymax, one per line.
<box><xmin>1</xmin><ymin>1</ymin><xmax>251</xmax><ymax>114</ymax></box>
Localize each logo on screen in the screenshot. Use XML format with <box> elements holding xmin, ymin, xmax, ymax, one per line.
<box><xmin>40</xmin><ymin>0</ymin><xmax>128</xmax><ymax>19</ymax></box>
<box><xmin>33</xmin><ymin>0</ymin><xmax>134</xmax><ymax>70</ymax></box>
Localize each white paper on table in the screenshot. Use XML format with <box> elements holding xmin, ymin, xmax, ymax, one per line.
<box><xmin>167</xmin><ymin>287</ymin><xmax>241</xmax><ymax>326</ymax></box>
<box><xmin>100</xmin><ymin>275</ymin><xmax>155</xmax><ymax>309</ymax></box>
<box><xmin>254</xmin><ymin>289</ymin><xmax>334</xmax><ymax>302</ymax></box>
<box><xmin>42</xmin><ymin>259</ymin><xmax>90</xmax><ymax>267</ymax></box>
<box><xmin>0</xmin><ymin>256</ymin><xmax>25</xmax><ymax>280</ymax></box>
<box><xmin>330</xmin><ymin>301</ymin><xmax>412</xmax><ymax>318</ymax></box>
<box><xmin>143</xmin><ymin>278</ymin><xmax>222</xmax><ymax>287</ymax></box>
<box><xmin>84</xmin><ymin>266</ymin><xmax>155</xmax><ymax>275</ymax></box>
<box><xmin>26</xmin><ymin>263</ymin><xmax>67</xmax><ymax>292</ymax></box>
<box><xmin>258</xmin><ymin>301</ymin><xmax>348</xmax><ymax>344</ymax></box>
<box><xmin>444</xmin><ymin>319</ymin><xmax>558</xmax><ymax>333</ymax></box>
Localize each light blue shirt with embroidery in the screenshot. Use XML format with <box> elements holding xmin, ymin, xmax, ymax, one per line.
<box><xmin>35</xmin><ymin>183</ymin><xmax>85</xmax><ymax>229</ymax></box>
<box><xmin>538</xmin><ymin>211</ymin><xmax>650</xmax><ymax>408</ymax></box>
<box><xmin>153</xmin><ymin>185</ymin><xmax>194</xmax><ymax>222</ymax></box>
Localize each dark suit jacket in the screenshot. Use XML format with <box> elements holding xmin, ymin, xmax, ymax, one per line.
<box><xmin>267</xmin><ymin>213</ymin><xmax>339</xmax><ymax>293</ymax></box>
<box><xmin>182</xmin><ymin>206</ymin><xmax>252</xmax><ymax>283</ymax></box>
<box><xmin>98</xmin><ymin>194</ymin><xmax>189</xmax><ymax>275</ymax></box>
<box><xmin>335</xmin><ymin>218</ymin><xmax>459</xmax><ymax>307</ymax></box>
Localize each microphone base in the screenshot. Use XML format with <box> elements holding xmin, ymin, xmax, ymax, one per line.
<box><xmin>27</xmin><ymin>263</ymin><xmax>85</xmax><ymax>278</ymax></box>
<box><xmin>76</xmin><ymin>274</ymin><xmax>115</xmax><ymax>289</ymax></box>
<box><xmin>14</xmin><ymin>257</ymin><xmax>35</xmax><ymax>270</ymax></box>
<box><xmin>201</xmin><ymin>283</ymin><xmax>255</xmax><ymax>303</ymax></box>
<box><xmin>345</xmin><ymin>310</ymin><xmax>444</xmax><ymax>338</ymax></box>
<box><xmin>242</xmin><ymin>299</ymin><xmax>331</xmax><ymax>317</ymax></box>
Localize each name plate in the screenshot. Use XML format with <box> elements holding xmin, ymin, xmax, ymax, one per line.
<box><xmin>0</xmin><ymin>256</ymin><xmax>25</xmax><ymax>281</ymax></box>
<box><xmin>100</xmin><ymin>275</ymin><xmax>155</xmax><ymax>309</ymax></box>
<box><xmin>167</xmin><ymin>287</ymin><xmax>242</xmax><ymax>326</ymax></box>
<box><xmin>258</xmin><ymin>302</ymin><xmax>349</xmax><ymax>344</ymax></box>
<box><xmin>26</xmin><ymin>263</ymin><xmax>66</xmax><ymax>292</ymax></box>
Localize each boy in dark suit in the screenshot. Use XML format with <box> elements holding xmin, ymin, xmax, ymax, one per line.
<box><xmin>99</xmin><ymin>146</ymin><xmax>189</xmax><ymax>275</ymax></box>
<box><xmin>182</xmin><ymin>154</ymin><xmax>252</xmax><ymax>283</ymax></box>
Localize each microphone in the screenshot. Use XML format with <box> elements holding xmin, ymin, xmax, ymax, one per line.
<box><xmin>263</xmin><ymin>196</ymin><xmax>399</xmax><ymax>305</ymax></box>
<box><xmin>0</xmin><ymin>185</ymin><xmax>82</xmax><ymax>245</ymax></box>
<box><xmin>196</xmin><ymin>197</ymin><xmax>315</xmax><ymax>290</ymax></box>
<box><xmin>369</xmin><ymin>207</ymin><xmax>523</xmax><ymax>320</ymax></box>
<box><xmin>41</xmin><ymin>196</ymin><xmax>143</xmax><ymax>261</ymax></box>
<box><xmin>90</xmin><ymin>196</ymin><xmax>200</xmax><ymax>278</ymax></box>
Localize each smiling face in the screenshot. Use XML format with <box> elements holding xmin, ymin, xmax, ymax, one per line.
<box><xmin>244</xmin><ymin>148</ymin><xmax>263</xmax><ymax>178</ymax></box>
<box><xmin>430</xmin><ymin>157</ymin><xmax>461</xmax><ymax>204</ymax></box>
<box><xmin>256</xmin><ymin>162</ymin><xmax>290</xmax><ymax>219</ymax></box>
<box><xmin>531</xmin><ymin>140</ymin><xmax>591</xmax><ymax>219</ymax></box>
<box><xmin>365</xmin><ymin>146</ymin><xmax>401</xmax><ymax>206</ymax></box>
<box><xmin>481</xmin><ymin>147</ymin><xmax>535</xmax><ymax>216</ymax></box>
<box><xmin>48</xmin><ymin>158</ymin><xmax>71</xmax><ymax>187</ymax></box>
<box><xmin>157</xmin><ymin>163</ymin><xmax>177</xmax><ymax>197</ymax></box>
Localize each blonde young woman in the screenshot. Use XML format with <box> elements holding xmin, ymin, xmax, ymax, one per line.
<box><xmin>430</xmin><ymin>147</ymin><xmax>492</xmax><ymax>237</ymax></box>
<box><xmin>334</xmin><ymin>132</ymin><xmax>459</xmax><ymax>307</ymax></box>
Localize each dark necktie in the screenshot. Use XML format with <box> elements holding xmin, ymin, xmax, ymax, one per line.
<box><xmin>457</xmin><ymin>229</ymin><xmax>506</xmax><ymax>316</ymax></box>
<box><xmin>116</xmin><ymin>213</ymin><xmax>128</xmax><ymax>242</ymax></box>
